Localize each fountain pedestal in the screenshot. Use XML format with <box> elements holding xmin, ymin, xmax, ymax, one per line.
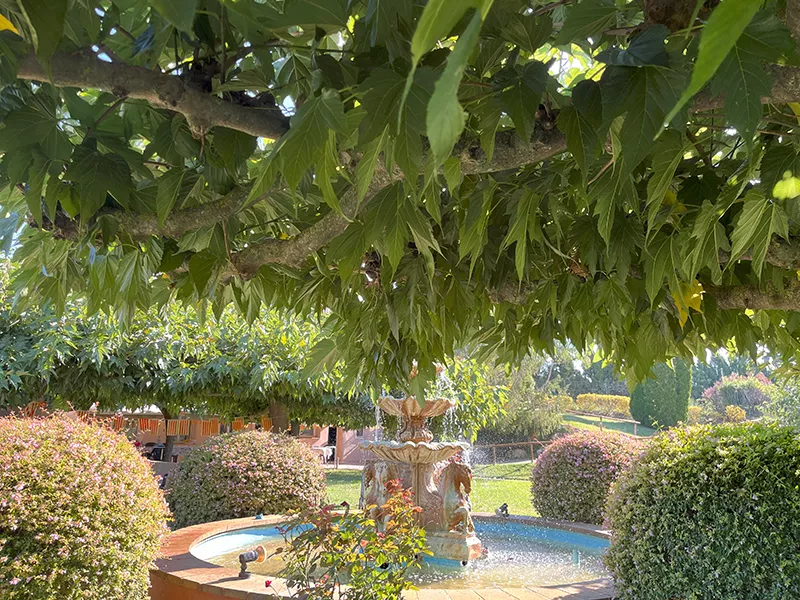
<box><xmin>359</xmin><ymin>396</ymin><xmax>481</xmax><ymax>563</ymax></box>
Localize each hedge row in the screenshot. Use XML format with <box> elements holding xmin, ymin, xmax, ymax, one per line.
<box><xmin>574</xmin><ymin>394</ymin><xmax>631</xmax><ymax>418</ymax></box>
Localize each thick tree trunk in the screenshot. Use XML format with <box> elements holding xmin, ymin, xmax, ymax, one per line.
<box><xmin>290</xmin><ymin>421</ymin><xmax>300</xmax><ymax>437</ymax></box>
<box><xmin>268</xmin><ymin>402</ymin><xmax>289</xmax><ymax>433</ymax></box>
<box><xmin>159</xmin><ymin>406</ymin><xmax>176</xmax><ymax>463</ymax></box>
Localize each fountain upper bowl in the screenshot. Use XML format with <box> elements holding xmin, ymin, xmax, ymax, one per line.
<box><xmin>360</xmin><ymin>440</ymin><xmax>468</xmax><ymax>464</ymax></box>
<box><xmin>377</xmin><ymin>396</ymin><xmax>456</xmax><ymax>419</ymax></box>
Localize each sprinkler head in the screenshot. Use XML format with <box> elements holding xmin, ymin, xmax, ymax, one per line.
<box><xmin>238</xmin><ymin>545</ymin><xmax>267</xmax><ymax>579</ymax></box>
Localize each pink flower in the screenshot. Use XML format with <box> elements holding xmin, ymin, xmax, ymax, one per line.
<box><xmin>265</xmin><ymin>579</ymin><xmax>273</xmax><ymax>588</ymax></box>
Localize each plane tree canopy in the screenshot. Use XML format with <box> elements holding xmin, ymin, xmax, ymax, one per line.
<box><xmin>0</xmin><ymin>267</ymin><xmax>504</xmax><ymax>439</ymax></box>
<box><xmin>2</xmin><ymin>0</ymin><xmax>800</xmax><ymax>391</ymax></box>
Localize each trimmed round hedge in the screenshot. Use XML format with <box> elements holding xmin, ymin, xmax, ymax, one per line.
<box><xmin>0</xmin><ymin>416</ymin><xmax>169</xmax><ymax>600</ymax></box>
<box><xmin>167</xmin><ymin>430</ymin><xmax>326</xmax><ymax>528</ymax></box>
<box><xmin>531</xmin><ymin>431</ymin><xmax>641</xmax><ymax>524</ymax></box>
<box><xmin>605</xmin><ymin>423</ymin><xmax>800</xmax><ymax>600</ymax></box>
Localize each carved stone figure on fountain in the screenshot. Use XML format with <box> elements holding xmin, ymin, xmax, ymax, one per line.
<box><xmin>439</xmin><ymin>461</ymin><xmax>475</xmax><ymax>534</ymax></box>
<box><xmin>360</xmin><ymin>461</ymin><xmax>403</xmax><ymax>525</ymax></box>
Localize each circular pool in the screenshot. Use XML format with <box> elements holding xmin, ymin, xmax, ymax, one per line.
<box><xmin>192</xmin><ymin>518</ymin><xmax>609</xmax><ymax>589</ymax></box>
<box><xmin>150</xmin><ymin>514</ymin><xmax>615</xmax><ymax>600</ymax></box>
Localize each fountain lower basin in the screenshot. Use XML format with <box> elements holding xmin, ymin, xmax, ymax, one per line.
<box><xmin>193</xmin><ymin>518</ymin><xmax>610</xmax><ymax>589</ymax></box>
<box><xmin>149</xmin><ymin>513</ymin><xmax>615</xmax><ymax>599</ymax></box>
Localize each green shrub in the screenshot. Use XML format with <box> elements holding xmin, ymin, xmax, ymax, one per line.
<box><xmin>530</xmin><ymin>431</ymin><xmax>642</xmax><ymax>524</ymax></box>
<box><xmin>629</xmin><ymin>359</ymin><xmax>691</xmax><ymax>428</ymax></box>
<box><xmin>702</xmin><ymin>373</ymin><xmax>775</xmax><ymax>419</ymax></box>
<box><xmin>574</xmin><ymin>394</ymin><xmax>631</xmax><ymax>418</ymax></box>
<box><xmin>0</xmin><ymin>416</ymin><xmax>169</xmax><ymax>600</ymax></box>
<box><xmin>605</xmin><ymin>423</ymin><xmax>800</xmax><ymax>600</ymax></box>
<box><xmin>686</xmin><ymin>405</ymin><xmax>703</xmax><ymax>424</ymax></box>
<box><xmin>277</xmin><ymin>482</ymin><xmax>428</xmax><ymax>599</ymax></box>
<box><xmin>724</xmin><ymin>404</ymin><xmax>747</xmax><ymax>422</ymax></box>
<box><xmin>167</xmin><ymin>430</ymin><xmax>325</xmax><ymax>528</ymax></box>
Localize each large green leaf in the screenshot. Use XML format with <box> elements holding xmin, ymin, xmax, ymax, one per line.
<box><xmin>601</xmin><ymin>65</ymin><xmax>684</xmax><ymax>170</ymax></box>
<box><xmin>18</xmin><ymin>0</ymin><xmax>67</xmax><ymax>71</ymax></box>
<box><xmin>559</xmin><ymin>80</ymin><xmax>602</xmax><ymax>176</ymax></box>
<box><xmin>156</xmin><ymin>168</ymin><xmax>186</xmax><ymax>226</ymax></box>
<box><xmin>501</xmin><ymin>189</ymin><xmax>539</xmax><ymax>280</ymax></box>
<box><xmin>0</xmin><ymin>30</ymin><xmax>27</xmax><ymax>89</ymax></box>
<box><xmin>214</xmin><ymin>128</ymin><xmax>257</xmax><ymax>175</ymax></box>
<box><xmin>645</xmin><ymin>130</ymin><xmax>685</xmax><ymax>235</ymax></box>
<box><xmin>25</xmin><ymin>156</ymin><xmax>46</xmax><ymax>226</ymax></box>
<box><xmin>596</xmin><ymin>25</ymin><xmax>669</xmax><ymax>67</ymax></box>
<box><xmin>689</xmin><ymin>201</ymin><xmax>730</xmax><ymax>284</ymax></box>
<box><xmin>427</xmin><ymin>10</ymin><xmax>486</xmax><ymax>163</ymax></box>
<box><xmin>151</xmin><ymin>0</ymin><xmax>197</xmax><ymax>33</ymax></box>
<box><xmin>710</xmin><ymin>14</ymin><xmax>797</xmax><ymax>143</ymax></box>
<box><xmin>188</xmin><ymin>250</ymin><xmax>221</xmax><ymax>295</ymax></box>
<box><xmin>498</xmin><ymin>61</ymin><xmax>549</xmax><ymax>142</ymax></box>
<box><xmin>665</xmin><ymin>0</ymin><xmax>760</xmax><ymax>125</ymax></box>
<box><xmin>410</xmin><ymin>0</ymin><xmax>491</xmax><ymax>65</ymax></box>
<box><xmin>365</xmin><ymin>0</ymin><xmax>413</xmax><ymax>46</ymax></box>
<box><xmin>590</xmin><ymin>167</ymin><xmax>635</xmax><ymax>245</ymax></box>
<box><xmin>761</xmin><ymin>142</ymin><xmax>800</xmax><ymax>200</ymax></box>
<box><xmin>554</xmin><ymin>0</ymin><xmax>617</xmax><ymax>46</ymax></box>
<box><xmin>277</xmin><ymin>89</ymin><xmax>347</xmax><ymax>190</ymax></box>
<box><xmin>63</xmin><ymin>147</ymin><xmax>131</xmax><ymax>219</ymax></box>
<box><xmin>729</xmin><ymin>191</ymin><xmax>789</xmax><ymax>276</ymax></box>
<box><xmin>505</xmin><ymin>13</ymin><xmax>552</xmax><ymax>54</ymax></box>
<box><xmin>0</xmin><ymin>105</ymin><xmax>57</xmax><ymax>151</ymax></box>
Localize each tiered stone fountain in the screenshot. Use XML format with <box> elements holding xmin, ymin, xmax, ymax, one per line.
<box><xmin>359</xmin><ymin>395</ymin><xmax>482</xmax><ymax>563</ymax></box>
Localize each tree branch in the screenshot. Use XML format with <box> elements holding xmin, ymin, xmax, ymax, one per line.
<box><xmin>17</xmin><ymin>52</ymin><xmax>289</xmax><ymax>139</ymax></box>
<box><xmin>786</xmin><ymin>0</ymin><xmax>800</xmax><ymax>46</ymax></box>
<box><xmin>720</xmin><ymin>236</ymin><xmax>800</xmax><ymax>271</ymax></box>
<box><xmin>115</xmin><ymin>186</ymin><xmax>252</xmax><ymax>240</ymax></box>
<box><xmin>229</xmin><ymin>127</ymin><xmax>568</xmax><ymax>274</ymax></box>
<box><xmin>692</xmin><ymin>65</ymin><xmax>800</xmax><ymax>112</ymax></box>
<box><xmin>707</xmin><ymin>280</ymin><xmax>800</xmax><ymax>311</ymax></box>
<box><xmin>231</xmin><ymin>165</ymin><xmax>404</xmax><ymax>273</ymax></box>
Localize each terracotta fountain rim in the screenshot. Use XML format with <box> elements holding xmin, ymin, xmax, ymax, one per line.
<box><xmin>151</xmin><ymin>513</ymin><xmax>615</xmax><ymax>600</ymax></box>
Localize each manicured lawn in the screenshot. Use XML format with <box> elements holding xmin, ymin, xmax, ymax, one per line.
<box><xmin>325</xmin><ymin>468</ymin><xmax>537</xmax><ymax>517</ymax></box>
<box><xmin>563</xmin><ymin>413</ymin><xmax>655</xmax><ymax>437</ymax></box>
<box><xmin>471</xmin><ymin>460</ymin><xmax>532</xmax><ymax>480</ymax></box>
<box><xmin>325</xmin><ymin>469</ymin><xmax>362</xmax><ymax>507</ymax></box>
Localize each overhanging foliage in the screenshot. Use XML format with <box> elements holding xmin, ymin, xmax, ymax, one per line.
<box><xmin>2</xmin><ymin>0</ymin><xmax>800</xmax><ymax>390</ymax></box>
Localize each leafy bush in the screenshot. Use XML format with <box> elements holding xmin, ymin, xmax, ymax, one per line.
<box><xmin>629</xmin><ymin>359</ymin><xmax>691</xmax><ymax>428</ymax></box>
<box><xmin>0</xmin><ymin>416</ymin><xmax>169</xmax><ymax>600</ymax></box>
<box><xmin>724</xmin><ymin>404</ymin><xmax>747</xmax><ymax>422</ymax></box>
<box><xmin>276</xmin><ymin>482</ymin><xmax>428</xmax><ymax>599</ymax></box>
<box><xmin>606</xmin><ymin>423</ymin><xmax>800</xmax><ymax>600</ymax></box>
<box><xmin>702</xmin><ymin>373</ymin><xmax>775</xmax><ymax>419</ymax></box>
<box><xmin>686</xmin><ymin>405</ymin><xmax>703</xmax><ymax>424</ymax></box>
<box><xmin>530</xmin><ymin>431</ymin><xmax>642</xmax><ymax>524</ymax></box>
<box><xmin>763</xmin><ymin>383</ymin><xmax>800</xmax><ymax>427</ymax></box>
<box><xmin>167</xmin><ymin>430</ymin><xmax>325</xmax><ymax>528</ymax></box>
<box><xmin>574</xmin><ymin>394</ymin><xmax>631</xmax><ymax>418</ymax></box>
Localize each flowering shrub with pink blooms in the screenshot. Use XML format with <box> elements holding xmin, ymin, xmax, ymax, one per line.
<box><xmin>530</xmin><ymin>431</ymin><xmax>642</xmax><ymax>524</ymax></box>
<box><xmin>606</xmin><ymin>423</ymin><xmax>800</xmax><ymax>599</ymax></box>
<box><xmin>0</xmin><ymin>416</ymin><xmax>169</xmax><ymax>600</ymax></box>
<box><xmin>167</xmin><ymin>430</ymin><xmax>325</xmax><ymax>528</ymax></box>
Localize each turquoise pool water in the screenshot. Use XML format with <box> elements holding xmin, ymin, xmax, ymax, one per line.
<box><xmin>191</xmin><ymin>519</ymin><xmax>610</xmax><ymax>589</ymax></box>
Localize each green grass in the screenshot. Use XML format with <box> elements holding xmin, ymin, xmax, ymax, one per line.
<box><xmin>325</xmin><ymin>469</ymin><xmax>363</xmax><ymax>507</ymax></box>
<box><xmin>324</xmin><ymin>469</ymin><xmax>537</xmax><ymax>517</ymax></box>
<box><xmin>563</xmin><ymin>413</ymin><xmax>655</xmax><ymax>437</ymax></box>
<box><xmin>471</xmin><ymin>460</ymin><xmax>532</xmax><ymax>480</ymax></box>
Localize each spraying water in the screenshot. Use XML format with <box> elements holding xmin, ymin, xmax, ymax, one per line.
<box><xmin>374</xmin><ymin>401</ymin><xmax>383</xmax><ymax>442</ymax></box>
